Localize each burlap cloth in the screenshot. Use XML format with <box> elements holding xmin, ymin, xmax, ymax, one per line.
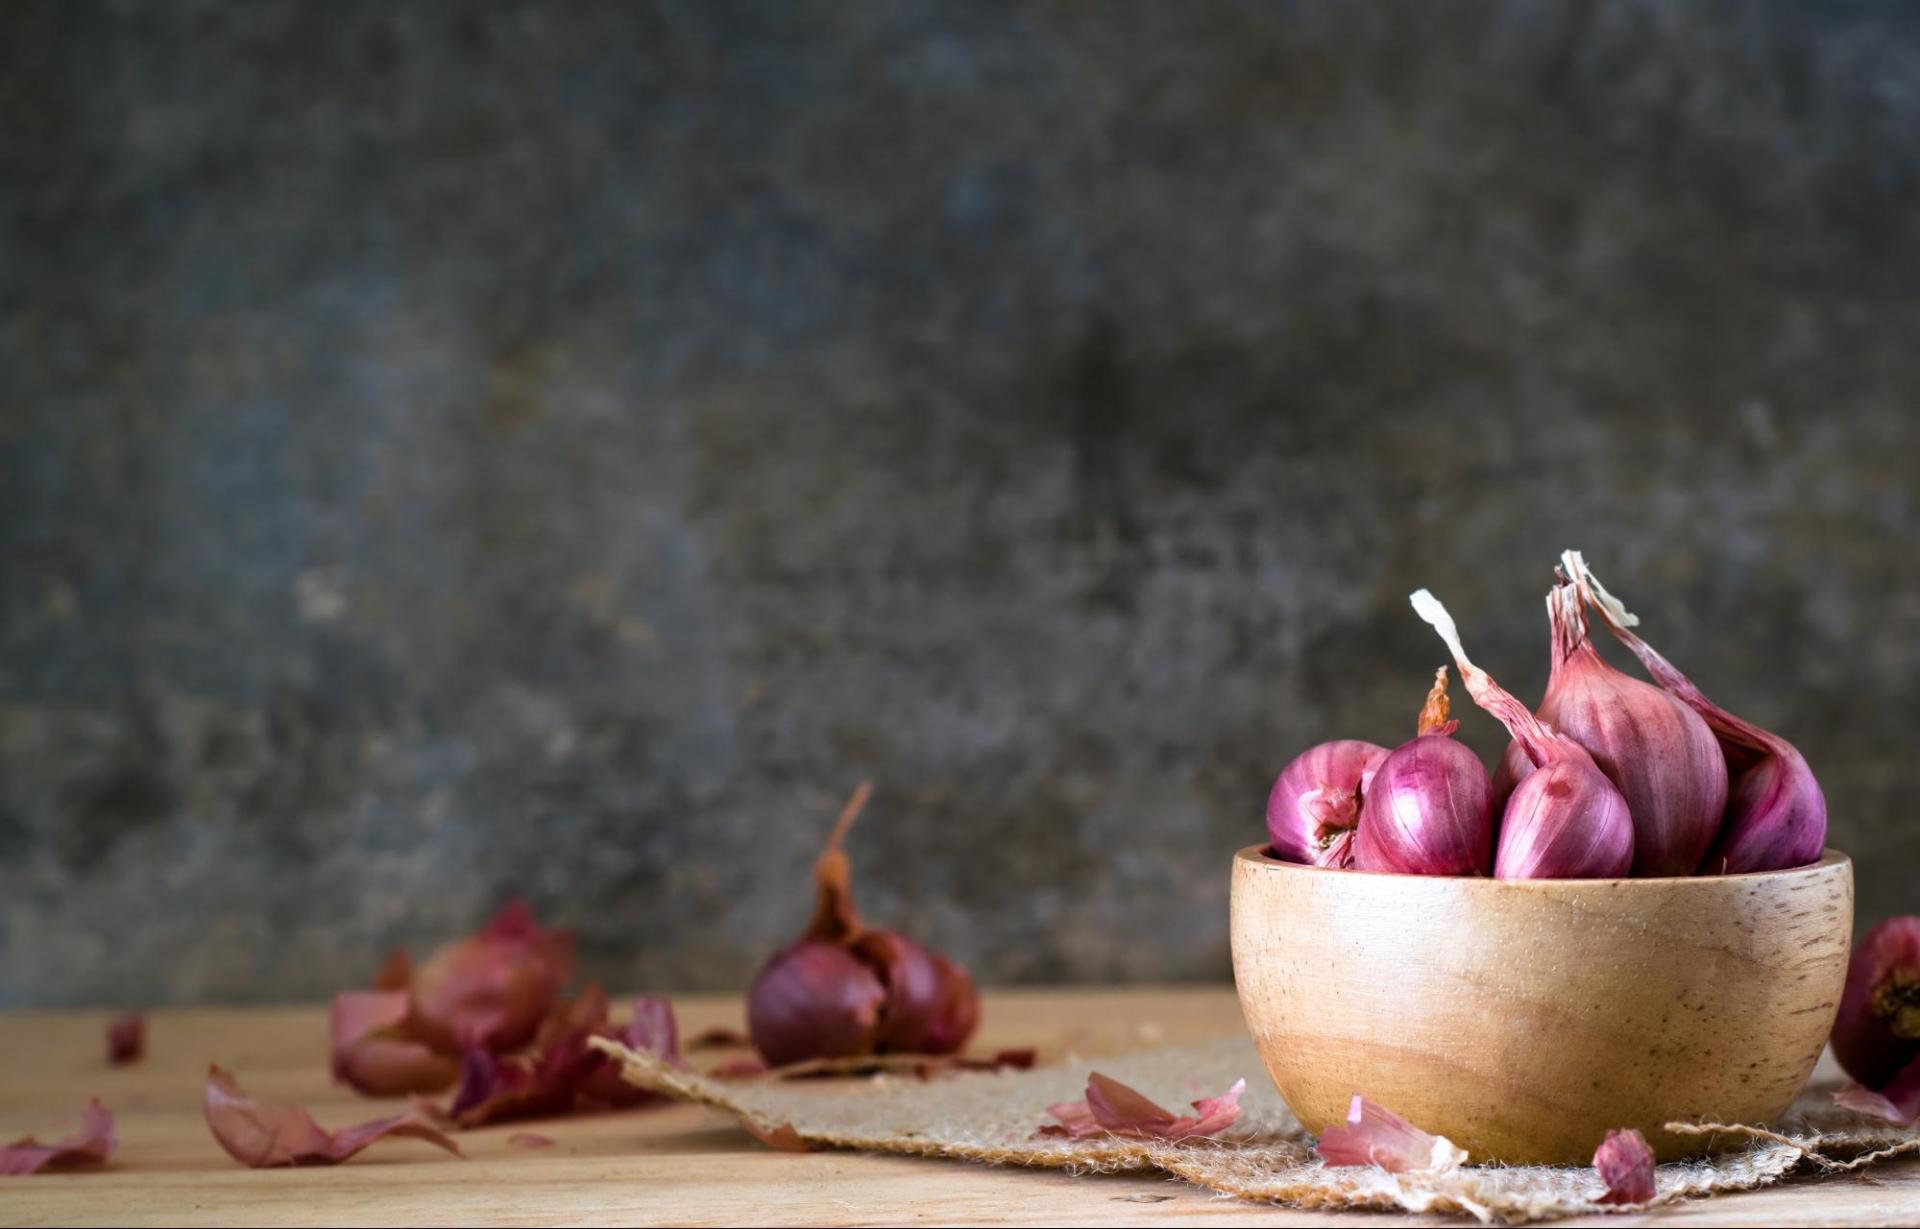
<box><xmin>592</xmin><ymin>1035</ymin><xmax>1920</xmax><ymax>1223</ymax></box>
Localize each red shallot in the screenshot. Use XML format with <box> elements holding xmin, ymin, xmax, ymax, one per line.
<box><xmin>1352</xmin><ymin>668</ymin><xmax>1493</xmax><ymax>876</ymax></box>
<box><xmin>1412</xmin><ymin>590</ymin><xmax>1633</xmax><ymax>879</ymax></box>
<box><xmin>1831</xmin><ymin>916</ymin><xmax>1920</xmax><ymax>1124</ymax></box>
<box><xmin>1497</xmin><ymin>581</ymin><xmax>1727</xmax><ymax>877</ymax></box>
<box><xmin>1267</xmin><ymin>740</ymin><xmax>1388</xmax><ymax>867</ymax></box>
<box><xmin>746</xmin><ymin>784</ymin><xmax>980</xmax><ymax>1067</ymax></box>
<box><xmin>1564</xmin><ymin>551</ymin><xmax>1827</xmax><ymax>873</ymax></box>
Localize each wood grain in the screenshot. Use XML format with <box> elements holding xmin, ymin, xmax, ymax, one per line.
<box><xmin>1230</xmin><ymin>846</ymin><xmax>1854</xmax><ymax>1165</ymax></box>
<box><xmin>2</xmin><ymin>986</ymin><xmax>1913</xmax><ymax>1227</ymax></box>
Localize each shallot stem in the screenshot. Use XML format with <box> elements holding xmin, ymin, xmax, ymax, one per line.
<box><xmin>1416</xmin><ymin>667</ymin><xmax>1453</xmax><ymax>736</ymax></box>
<box><xmin>1409</xmin><ymin>590</ymin><xmax>1559</xmax><ymax>765</ymax></box>
<box><xmin>1560</xmin><ymin>551</ymin><xmax>1773</xmax><ymax>755</ymax></box>
<box><xmin>825</xmin><ymin>781</ymin><xmax>874</xmax><ymax>855</ymax></box>
<box><xmin>808</xmin><ymin>782</ymin><xmax>874</xmax><ymax>942</ymax></box>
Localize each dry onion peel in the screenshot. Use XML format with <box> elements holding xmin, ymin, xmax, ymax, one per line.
<box><xmin>1594</xmin><ymin>1127</ymin><xmax>1657</xmax><ymax>1204</ymax></box>
<box><xmin>203</xmin><ymin>1065</ymin><xmax>461</xmax><ymax>1168</ymax></box>
<box><xmin>1314</xmin><ymin>1094</ymin><xmax>1467</xmax><ymax>1172</ymax></box>
<box><xmin>0</xmin><ymin>1100</ymin><xmax>115</xmax><ymax>1175</ymax></box>
<box><xmin>446</xmin><ymin>988</ymin><xmax>682</xmax><ymax>1126</ymax></box>
<box><xmin>404</xmin><ymin>900</ymin><xmax>576</xmax><ymax>1055</ymax></box>
<box><xmin>1037</xmin><ymin>1073</ymin><xmax>1244</xmax><ymax>1141</ymax></box>
<box><xmin>330</xmin><ymin>990</ymin><xmax>461</xmax><ymax>1097</ymax></box>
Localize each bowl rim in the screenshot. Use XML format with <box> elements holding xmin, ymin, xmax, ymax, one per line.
<box><xmin>1234</xmin><ymin>844</ymin><xmax>1849</xmax><ymax>887</ymax></box>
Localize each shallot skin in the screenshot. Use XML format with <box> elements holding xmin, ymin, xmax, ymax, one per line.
<box><xmin>1267</xmin><ymin>740</ymin><xmax>1388</xmax><ymax>867</ymax></box>
<box><xmin>1353</xmin><ymin>735</ymin><xmax>1492</xmax><ymax>876</ymax></box>
<box><xmin>1494</xmin><ymin>758</ymin><xmax>1634</xmax><ymax>880</ymax></box>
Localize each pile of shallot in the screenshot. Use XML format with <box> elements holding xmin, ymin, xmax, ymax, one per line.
<box><xmin>1266</xmin><ymin>551</ymin><xmax>1827</xmax><ymax>879</ymax></box>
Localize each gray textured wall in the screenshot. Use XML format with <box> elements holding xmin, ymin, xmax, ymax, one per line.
<box><xmin>4</xmin><ymin>2</ymin><xmax>1919</xmax><ymax>1007</ymax></box>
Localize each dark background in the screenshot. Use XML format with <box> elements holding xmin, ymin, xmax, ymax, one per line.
<box><xmin>4</xmin><ymin>2</ymin><xmax>1918</xmax><ymax>1007</ymax></box>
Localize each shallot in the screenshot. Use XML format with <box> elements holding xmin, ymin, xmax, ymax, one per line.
<box><xmin>1267</xmin><ymin>740</ymin><xmax>1388</xmax><ymax>867</ymax></box>
<box><xmin>1352</xmin><ymin>668</ymin><xmax>1493</xmax><ymax>876</ymax></box>
<box><xmin>1497</xmin><ymin>581</ymin><xmax>1727</xmax><ymax>876</ymax></box>
<box><xmin>1563</xmin><ymin>551</ymin><xmax>1827</xmax><ymax>873</ymax></box>
<box><xmin>1412</xmin><ymin>590</ymin><xmax>1634</xmax><ymax>879</ymax></box>
<box><xmin>1831</xmin><ymin>916</ymin><xmax>1920</xmax><ymax>1124</ymax></box>
<box><xmin>747</xmin><ymin>784</ymin><xmax>979</xmax><ymax>1067</ymax></box>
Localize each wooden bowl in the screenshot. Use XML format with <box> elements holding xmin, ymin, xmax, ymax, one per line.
<box><xmin>1229</xmin><ymin>845</ymin><xmax>1852</xmax><ymax>1165</ymax></box>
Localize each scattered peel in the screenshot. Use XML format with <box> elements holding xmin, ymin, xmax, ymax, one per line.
<box><xmin>743</xmin><ymin>1119</ymin><xmax>811</xmax><ymax>1152</ymax></box>
<box><xmin>203</xmin><ymin>1065</ymin><xmax>462</xmax><ymax>1167</ymax></box>
<box><xmin>686</xmin><ymin>1026</ymin><xmax>752</xmax><ymax>1050</ymax></box>
<box><xmin>1315</xmin><ymin>1095</ymin><xmax>1467</xmax><ymax>1173</ymax></box>
<box><xmin>0</xmin><ymin>1100</ymin><xmax>115</xmax><ymax>1175</ymax></box>
<box><xmin>1594</xmin><ymin>1128</ymin><xmax>1656</xmax><ymax>1204</ymax></box>
<box><xmin>1835</xmin><ymin>1061</ymin><xmax>1920</xmax><ymax>1126</ymax></box>
<box><xmin>444</xmin><ymin>989</ymin><xmax>682</xmax><ymax>1126</ymax></box>
<box><xmin>506</xmin><ymin>1132</ymin><xmax>554</xmax><ymax>1149</ymax></box>
<box><xmin>106</xmin><ymin>1013</ymin><xmax>145</xmax><ymax>1066</ymax></box>
<box><xmin>1038</xmin><ymin>1073</ymin><xmax>1244</xmax><ymax>1141</ymax></box>
<box><xmin>330</xmin><ymin>990</ymin><xmax>461</xmax><ymax>1097</ymax></box>
<box><xmin>372</xmin><ymin>949</ymin><xmax>414</xmax><ymax>991</ymax></box>
<box><xmin>405</xmin><ymin>900</ymin><xmax>576</xmax><ymax>1055</ymax></box>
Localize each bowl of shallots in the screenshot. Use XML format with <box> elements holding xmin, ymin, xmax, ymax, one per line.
<box><xmin>1230</xmin><ymin>552</ymin><xmax>1852</xmax><ymax>1165</ymax></box>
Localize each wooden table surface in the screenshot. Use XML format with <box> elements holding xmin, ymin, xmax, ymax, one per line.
<box><xmin>3</xmin><ymin>987</ymin><xmax>1916</xmax><ymax>1227</ymax></box>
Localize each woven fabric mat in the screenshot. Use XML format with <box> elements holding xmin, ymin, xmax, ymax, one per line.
<box><xmin>592</xmin><ymin>1035</ymin><xmax>1920</xmax><ymax>1223</ymax></box>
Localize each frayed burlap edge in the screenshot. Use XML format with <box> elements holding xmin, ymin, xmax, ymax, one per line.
<box><xmin>590</xmin><ymin>1035</ymin><xmax>1919</xmax><ymax>1224</ymax></box>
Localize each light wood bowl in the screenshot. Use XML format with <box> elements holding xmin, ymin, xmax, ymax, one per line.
<box><xmin>1230</xmin><ymin>845</ymin><xmax>1852</xmax><ymax>1165</ymax></box>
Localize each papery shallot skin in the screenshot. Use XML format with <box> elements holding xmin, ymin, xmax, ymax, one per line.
<box><xmin>1832</xmin><ymin>916</ymin><xmax>1920</xmax><ymax>1091</ymax></box>
<box><xmin>0</xmin><ymin>1100</ymin><xmax>116</xmax><ymax>1175</ymax></box>
<box><xmin>1353</xmin><ymin>735</ymin><xmax>1492</xmax><ymax>876</ymax></box>
<box><xmin>405</xmin><ymin>901</ymin><xmax>575</xmax><ymax>1055</ymax></box>
<box><xmin>1314</xmin><ymin>1094</ymin><xmax>1467</xmax><ymax>1172</ymax></box>
<box><xmin>747</xmin><ymin>940</ymin><xmax>888</xmax><ymax>1068</ymax></box>
<box><xmin>1594</xmin><ymin>1128</ymin><xmax>1657</xmax><ymax>1204</ymax></box>
<box><xmin>330</xmin><ymin>990</ymin><xmax>461</xmax><ymax>1097</ymax></box>
<box><xmin>1267</xmin><ymin>740</ymin><xmax>1389</xmax><ymax>867</ymax></box>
